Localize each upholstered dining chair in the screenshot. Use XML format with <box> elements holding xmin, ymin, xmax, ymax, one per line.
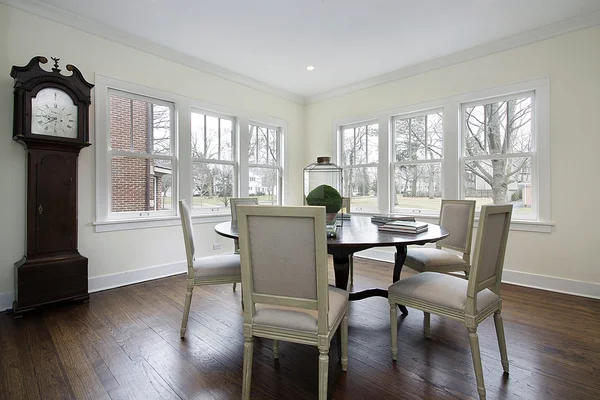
<box><xmin>237</xmin><ymin>205</ymin><xmax>349</xmax><ymax>400</ymax></box>
<box><xmin>178</xmin><ymin>200</ymin><xmax>241</xmax><ymax>339</ymax></box>
<box><xmin>229</xmin><ymin>197</ymin><xmax>258</xmax><ymax>291</ymax></box>
<box><xmin>388</xmin><ymin>204</ymin><xmax>512</xmax><ymax>400</ymax></box>
<box><xmin>404</xmin><ymin>199</ymin><xmax>476</xmax><ymax>278</ymax></box>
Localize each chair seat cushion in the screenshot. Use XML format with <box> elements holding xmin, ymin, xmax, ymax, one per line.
<box><xmin>253</xmin><ymin>287</ymin><xmax>349</xmax><ymax>334</ymax></box>
<box><xmin>405</xmin><ymin>248</ymin><xmax>469</xmax><ymax>272</ymax></box>
<box><xmin>388</xmin><ymin>272</ymin><xmax>499</xmax><ymax>313</ymax></box>
<box><xmin>193</xmin><ymin>254</ymin><xmax>241</xmax><ymax>280</ymax></box>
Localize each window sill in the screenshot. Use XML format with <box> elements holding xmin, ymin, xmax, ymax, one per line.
<box><xmin>93</xmin><ymin>214</ymin><xmax>230</xmax><ymax>232</ymax></box>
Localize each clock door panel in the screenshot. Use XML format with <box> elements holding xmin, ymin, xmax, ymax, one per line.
<box><xmin>34</xmin><ymin>152</ymin><xmax>76</xmax><ymax>254</ymax></box>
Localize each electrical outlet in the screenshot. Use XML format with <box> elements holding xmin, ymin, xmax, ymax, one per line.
<box><xmin>213</xmin><ymin>243</ymin><xmax>222</xmax><ymax>250</ymax></box>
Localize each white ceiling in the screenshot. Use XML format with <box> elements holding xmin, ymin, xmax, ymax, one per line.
<box><xmin>8</xmin><ymin>0</ymin><xmax>600</xmax><ymax>100</ymax></box>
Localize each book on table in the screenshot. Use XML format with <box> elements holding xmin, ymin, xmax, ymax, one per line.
<box><xmin>370</xmin><ymin>214</ymin><xmax>415</xmax><ymax>224</ymax></box>
<box><xmin>378</xmin><ymin>220</ymin><xmax>428</xmax><ymax>234</ymax></box>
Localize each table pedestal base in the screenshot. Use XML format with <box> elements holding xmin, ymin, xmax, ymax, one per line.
<box><xmin>332</xmin><ymin>245</ymin><xmax>409</xmax><ymax>316</ymax></box>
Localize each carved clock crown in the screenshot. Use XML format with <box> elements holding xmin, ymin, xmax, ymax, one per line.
<box><xmin>10</xmin><ymin>55</ymin><xmax>94</xmax><ymax>149</ymax></box>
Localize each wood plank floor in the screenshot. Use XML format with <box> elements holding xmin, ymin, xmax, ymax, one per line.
<box><xmin>1</xmin><ymin>258</ymin><xmax>600</xmax><ymax>400</ymax></box>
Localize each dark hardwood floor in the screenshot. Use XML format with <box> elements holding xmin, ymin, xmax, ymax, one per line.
<box><xmin>1</xmin><ymin>258</ymin><xmax>600</xmax><ymax>400</ymax></box>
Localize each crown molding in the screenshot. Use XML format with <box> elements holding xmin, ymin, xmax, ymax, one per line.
<box><xmin>3</xmin><ymin>1</ymin><xmax>600</xmax><ymax>107</ymax></box>
<box><xmin>0</xmin><ymin>0</ymin><xmax>305</xmax><ymax>105</ymax></box>
<box><xmin>306</xmin><ymin>10</ymin><xmax>600</xmax><ymax>105</ymax></box>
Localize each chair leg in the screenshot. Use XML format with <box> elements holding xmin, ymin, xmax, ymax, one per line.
<box><xmin>349</xmin><ymin>255</ymin><xmax>354</xmax><ymax>287</ymax></box>
<box><xmin>242</xmin><ymin>337</ymin><xmax>254</xmax><ymax>400</ymax></box>
<box><xmin>424</xmin><ymin>312</ymin><xmax>431</xmax><ymax>339</ymax></box>
<box><xmin>233</xmin><ymin>282</ymin><xmax>237</xmax><ymax>291</ymax></box>
<box><xmin>180</xmin><ymin>282</ymin><xmax>194</xmax><ymax>339</ymax></box>
<box><xmin>494</xmin><ymin>311</ymin><xmax>509</xmax><ymax>373</ymax></box>
<box><xmin>318</xmin><ymin>347</ymin><xmax>329</xmax><ymax>400</ymax></box>
<box><xmin>273</xmin><ymin>339</ymin><xmax>279</xmax><ymax>359</ymax></box>
<box><xmin>390</xmin><ymin>302</ymin><xmax>398</xmax><ymax>361</ymax></box>
<box><xmin>467</xmin><ymin>327</ymin><xmax>486</xmax><ymax>400</ymax></box>
<box><xmin>341</xmin><ymin>313</ymin><xmax>348</xmax><ymax>371</ymax></box>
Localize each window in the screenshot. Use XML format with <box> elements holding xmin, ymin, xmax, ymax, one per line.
<box><xmin>248</xmin><ymin>123</ymin><xmax>282</xmax><ymax>205</ymax></box>
<box><xmin>107</xmin><ymin>89</ymin><xmax>175</xmax><ymax>219</ymax></box>
<box><xmin>95</xmin><ymin>76</ymin><xmax>289</xmax><ymax>231</ymax></box>
<box><xmin>461</xmin><ymin>92</ymin><xmax>535</xmax><ymax>219</ymax></box>
<box><xmin>334</xmin><ymin>78</ymin><xmax>550</xmax><ymax>230</ymax></box>
<box><xmin>340</xmin><ymin>122</ymin><xmax>379</xmax><ymax>212</ymax></box>
<box><xmin>191</xmin><ymin>110</ymin><xmax>236</xmax><ymax>213</ymax></box>
<box><xmin>392</xmin><ymin>110</ymin><xmax>443</xmax><ymax>214</ymax></box>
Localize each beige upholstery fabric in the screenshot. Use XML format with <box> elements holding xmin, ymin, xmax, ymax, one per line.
<box><xmin>438</xmin><ymin>202</ymin><xmax>472</xmax><ymax>251</ymax></box>
<box><xmin>253</xmin><ymin>287</ymin><xmax>349</xmax><ymax>333</ymax></box>
<box><xmin>405</xmin><ymin>248</ymin><xmax>469</xmax><ymax>271</ymax></box>
<box><xmin>247</xmin><ymin>215</ymin><xmax>318</xmax><ymax>299</ymax></box>
<box><xmin>193</xmin><ymin>254</ymin><xmax>241</xmax><ymax>280</ymax></box>
<box><xmin>388</xmin><ymin>272</ymin><xmax>499</xmax><ymax>313</ymax></box>
<box><xmin>477</xmin><ymin>213</ymin><xmax>506</xmax><ymax>283</ymax></box>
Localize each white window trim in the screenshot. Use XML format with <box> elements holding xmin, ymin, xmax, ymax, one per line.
<box><xmin>333</xmin><ymin>77</ymin><xmax>552</xmax><ymax>233</ymax></box>
<box><xmin>339</xmin><ymin>120</ymin><xmax>381</xmax><ymax>212</ymax></box>
<box><xmin>391</xmin><ymin>108</ymin><xmax>445</xmax><ymax>216</ymax></box>
<box><xmin>104</xmin><ymin>88</ymin><xmax>178</xmax><ymax>221</ymax></box>
<box><xmin>94</xmin><ymin>74</ymin><xmax>289</xmax><ymax>232</ymax></box>
<box><xmin>248</xmin><ymin>120</ymin><xmax>283</xmax><ymax>205</ymax></box>
<box><xmin>190</xmin><ymin>109</ymin><xmax>238</xmax><ymax>215</ymax></box>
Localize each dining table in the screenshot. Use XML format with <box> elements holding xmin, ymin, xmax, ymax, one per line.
<box><xmin>214</xmin><ymin>215</ymin><xmax>449</xmax><ymax>315</ymax></box>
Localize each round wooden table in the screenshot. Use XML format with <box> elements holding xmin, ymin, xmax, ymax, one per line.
<box><xmin>214</xmin><ymin>215</ymin><xmax>449</xmax><ymax>314</ymax></box>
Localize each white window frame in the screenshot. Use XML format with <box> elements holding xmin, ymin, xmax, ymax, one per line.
<box><xmin>333</xmin><ymin>77</ymin><xmax>552</xmax><ymax>232</ymax></box>
<box><xmin>248</xmin><ymin>121</ymin><xmax>283</xmax><ymax>205</ymax></box>
<box><xmin>391</xmin><ymin>108</ymin><xmax>444</xmax><ymax>216</ymax></box>
<box><xmin>190</xmin><ymin>108</ymin><xmax>238</xmax><ymax>214</ymax></box>
<box><xmin>339</xmin><ymin>120</ymin><xmax>380</xmax><ymax>212</ymax></box>
<box><xmin>96</xmin><ymin>80</ymin><xmax>180</xmax><ymax>227</ymax></box>
<box><xmin>460</xmin><ymin>91</ymin><xmax>537</xmax><ymax>220</ymax></box>
<box><xmin>94</xmin><ymin>75</ymin><xmax>289</xmax><ymax>232</ymax></box>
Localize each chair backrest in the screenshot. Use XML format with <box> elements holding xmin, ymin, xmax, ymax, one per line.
<box><xmin>230</xmin><ymin>197</ymin><xmax>259</xmax><ymax>225</ymax></box>
<box><xmin>466</xmin><ymin>204</ymin><xmax>513</xmax><ymax>308</ymax></box>
<box><xmin>237</xmin><ymin>205</ymin><xmax>329</xmax><ymax>335</ymax></box>
<box><xmin>437</xmin><ymin>199</ymin><xmax>476</xmax><ymax>261</ymax></box>
<box><xmin>179</xmin><ymin>200</ymin><xmax>195</xmax><ymax>276</ymax></box>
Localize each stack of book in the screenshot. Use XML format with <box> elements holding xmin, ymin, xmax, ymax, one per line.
<box><xmin>377</xmin><ymin>220</ymin><xmax>429</xmax><ymax>234</ymax></box>
<box><xmin>370</xmin><ymin>214</ymin><xmax>415</xmax><ymax>224</ymax></box>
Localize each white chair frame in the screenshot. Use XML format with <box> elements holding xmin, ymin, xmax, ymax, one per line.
<box><xmin>237</xmin><ymin>205</ymin><xmax>349</xmax><ymax>400</ymax></box>
<box><xmin>178</xmin><ymin>200</ymin><xmax>241</xmax><ymax>339</ymax></box>
<box><xmin>389</xmin><ymin>204</ymin><xmax>513</xmax><ymax>400</ymax></box>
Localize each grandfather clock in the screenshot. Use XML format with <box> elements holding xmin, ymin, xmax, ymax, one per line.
<box><xmin>11</xmin><ymin>56</ymin><xmax>93</xmax><ymax>316</ymax></box>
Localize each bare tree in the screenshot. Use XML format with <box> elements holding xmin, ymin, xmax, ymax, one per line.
<box><xmin>464</xmin><ymin>98</ymin><xmax>531</xmax><ymax>204</ymax></box>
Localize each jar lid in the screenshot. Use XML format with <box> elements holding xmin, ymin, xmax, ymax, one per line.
<box><xmin>316</xmin><ymin>156</ymin><xmax>331</xmax><ymax>164</ymax></box>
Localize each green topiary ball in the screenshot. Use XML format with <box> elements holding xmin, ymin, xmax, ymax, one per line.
<box><xmin>306</xmin><ymin>184</ymin><xmax>342</xmax><ymax>214</ymax></box>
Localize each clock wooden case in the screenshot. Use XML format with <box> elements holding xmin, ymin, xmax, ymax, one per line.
<box><xmin>11</xmin><ymin>56</ymin><xmax>93</xmax><ymax>316</ymax></box>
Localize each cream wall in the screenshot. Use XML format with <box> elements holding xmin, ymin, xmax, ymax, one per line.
<box><xmin>0</xmin><ymin>5</ymin><xmax>305</xmax><ymax>299</ymax></box>
<box><xmin>306</xmin><ymin>26</ymin><xmax>600</xmax><ymax>293</ymax></box>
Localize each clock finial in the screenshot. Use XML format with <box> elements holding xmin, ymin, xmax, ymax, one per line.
<box><xmin>51</xmin><ymin>57</ymin><xmax>61</xmax><ymax>72</ymax></box>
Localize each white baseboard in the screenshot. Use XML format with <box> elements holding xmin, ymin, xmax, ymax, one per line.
<box><xmin>354</xmin><ymin>248</ymin><xmax>600</xmax><ymax>300</ymax></box>
<box><xmin>0</xmin><ymin>261</ymin><xmax>188</xmax><ymax>312</ymax></box>
<box><xmin>3</xmin><ymin>253</ymin><xmax>598</xmax><ymax>311</ymax></box>
<box><xmin>88</xmin><ymin>261</ymin><xmax>187</xmax><ymax>293</ymax></box>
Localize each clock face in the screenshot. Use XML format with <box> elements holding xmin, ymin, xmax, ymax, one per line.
<box><xmin>31</xmin><ymin>88</ymin><xmax>78</xmax><ymax>138</ymax></box>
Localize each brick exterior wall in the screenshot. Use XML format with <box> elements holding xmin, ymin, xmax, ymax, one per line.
<box><xmin>110</xmin><ymin>95</ymin><xmax>164</xmax><ymax>212</ymax></box>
